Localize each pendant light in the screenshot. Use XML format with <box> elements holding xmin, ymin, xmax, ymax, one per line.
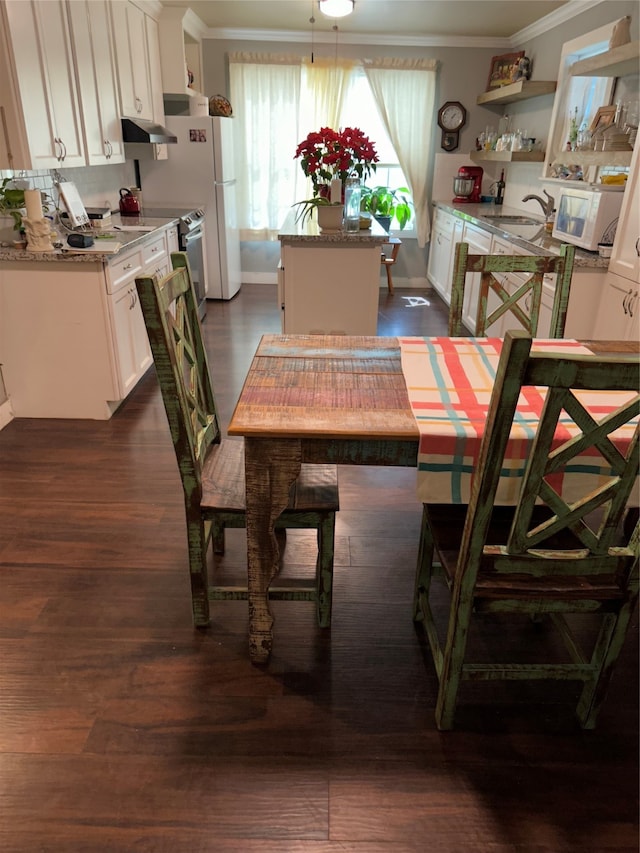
<box><xmin>319</xmin><ymin>0</ymin><xmax>354</xmax><ymax>19</ymax></box>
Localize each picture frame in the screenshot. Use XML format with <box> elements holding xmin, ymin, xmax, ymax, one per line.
<box><xmin>486</xmin><ymin>51</ymin><xmax>525</xmax><ymax>91</ymax></box>
<box><xmin>589</xmin><ymin>105</ymin><xmax>616</xmax><ymax>133</ymax></box>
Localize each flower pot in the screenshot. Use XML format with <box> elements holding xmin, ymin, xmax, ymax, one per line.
<box><xmin>0</xmin><ymin>214</ymin><xmax>19</xmax><ymax>244</ymax></box>
<box><xmin>316</xmin><ymin>204</ymin><xmax>344</xmax><ymax>233</ymax></box>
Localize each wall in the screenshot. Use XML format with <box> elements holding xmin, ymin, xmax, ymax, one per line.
<box><xmin>200</xmin><ymin>1</ymin><xmax>638</xmax><ymax>283</ymax></box>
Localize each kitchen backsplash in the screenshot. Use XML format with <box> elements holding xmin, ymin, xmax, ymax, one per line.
<box><xmin>0</xmin><ymin>161</ymin><xmax>136</xmax><ymax>216</ymax></box>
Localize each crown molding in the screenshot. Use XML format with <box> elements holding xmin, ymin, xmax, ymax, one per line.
<box><xmin>510</xmin><ymin>0</ymin><xmax>605</xmax><ymax>44</ymax></box>
<box><xmin>202</xmin><ymin>27</ymin><xmax>512</xmax><ymax>48</ymax></box>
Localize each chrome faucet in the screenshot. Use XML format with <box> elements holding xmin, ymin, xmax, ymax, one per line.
<box><xmin>522</xmin><ymin>190</ymin><xmax>555</xmax><ymax>218</ymax></box>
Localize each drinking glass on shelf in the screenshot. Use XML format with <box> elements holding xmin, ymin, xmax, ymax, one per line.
<box><xmin>484</xmin><ymin>128</ymin><xmax>497</xmax><ymax>150</ymax></box>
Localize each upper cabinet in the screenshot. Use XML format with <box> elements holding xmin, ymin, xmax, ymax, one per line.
<box><xmin>110</xmin><ymin>0</ymin><xmax>154</xmax><ymax>121</ymax></box>
<box><xmin>67</xmin><ymin>0</ymin><xmax>124</xmax><ymax>166</ymax></box>
<box><xmin>0</xmin><ymin>0</ymin><xmax>127</xmax><ymax>170</ymax></box>
<box><xmin>157</xmin><ymin>6</ymin><xmax>206</xmax><ymax>97</ymax></box>
<box><xmin>0</xmin><ymin>0</ymin><xmax>85</xmax><ymax>170</ymax></box>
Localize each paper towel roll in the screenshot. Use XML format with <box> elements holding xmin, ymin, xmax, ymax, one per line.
<box><xmin>24</xmin><ymin>189</ymin><xmax>43</xmax><ymax>221</ymax></box>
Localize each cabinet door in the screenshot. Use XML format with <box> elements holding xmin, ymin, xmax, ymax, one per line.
<box><xmin>427</xmin><ymin>210</ymin><xmax>462</xmax><ymax>306</ymax></box>
<box><xmin>609</xmin><ymin>143</ymin><xmax>639</xmax><ymax>284</ymax></box>
<box><xmin>110</xmin><ymin>0</ymin><xmax>153</xmax><ymax>120</ymax></box>
<box><xmin>145</xmin><ymin>15</ymin><xmax>168</xmax><ymax>161</ymax></box>
<box><xmin>2</xmin><ymin>0</ymin><xmax>85</xmax><ymax>169</ymax></box>
<box><xmin>461</xmin><ymin>223</ymin><xmax>492</xmax><ymax>334</ymax></box>
<box><xmin>595</xmin><ymin>272</ymin><xmax>639</xmax><ymax>341</ymax></box>
<box><xmin>67</xmin><ymin>0</ymin><xmax>124</xmax><ymax>166</ymax></box>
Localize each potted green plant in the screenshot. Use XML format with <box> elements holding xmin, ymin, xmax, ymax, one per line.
<box><xmin>0</xmin><ymin>178</ymin><xmax>26</xmax><ymax>240</ymax></box>
<box><xmin>360</xmin><ymin>185</ymin><xmax>413</xmax><ymax>231</ymax></box>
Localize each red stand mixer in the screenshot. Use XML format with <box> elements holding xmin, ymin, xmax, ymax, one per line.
<box><xmin>452</xmin><ymin>165</ymin><xmax>483</xmax><ymax>203</ymax></box>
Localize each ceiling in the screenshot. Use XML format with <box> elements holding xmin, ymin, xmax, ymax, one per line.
<box><xmin>162</xmin><ymin>0</ymin><xmax>578</xmax><ymax>42</ymax></box>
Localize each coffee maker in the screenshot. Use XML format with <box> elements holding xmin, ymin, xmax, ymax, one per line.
<box><xmin>452</xmin><ymin>165</ymin><xmax>483</xmax><ymax>204</ymax></box>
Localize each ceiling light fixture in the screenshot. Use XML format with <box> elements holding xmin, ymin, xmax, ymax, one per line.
<box><xmin>319</xmin><ymin>0</ymin><xmax>354</xmax><ymax>19</ymax></box>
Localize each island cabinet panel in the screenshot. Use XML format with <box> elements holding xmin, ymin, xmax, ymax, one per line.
<box><xmin>277</xmin><ymin>210</ymin><xmax>389</xmax><ymax>335</ymax></box>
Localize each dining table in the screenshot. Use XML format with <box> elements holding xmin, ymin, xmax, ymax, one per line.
<box><xmin>227</xmin><ymin>333</ymin><xmax>639</xmax><ymax>662</ymax></box>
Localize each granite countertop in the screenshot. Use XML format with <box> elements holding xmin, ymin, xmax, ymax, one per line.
<box><xmin>0</xmin><ymin>212</ymin><xmax>181</xmax><ymax>263</ymax></box>
<box><xmin>278</xmin><ymin>208</ymin><xmax>389</xmax><ymax>245</ymax></box>
<box><xmin>433</xmin><ymin>201</ymin><xmax>609</xmax><ymax>269</ymax></box>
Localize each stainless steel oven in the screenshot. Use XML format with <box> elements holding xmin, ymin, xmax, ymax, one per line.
<box><xmin>179</xmin><ymin>211</ymin><xmax>206</xmax><ymax>320</ymax></box>
<box><xmin>142</xmin><ymin>206</ymin><xmax>207</xmax><ymax>320</ymax></box>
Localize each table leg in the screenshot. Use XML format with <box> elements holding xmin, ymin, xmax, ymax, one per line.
<box><xmin>244</xmin><ymin>436</ymin><xmax>302</xmax><ymax>662</ymax></box>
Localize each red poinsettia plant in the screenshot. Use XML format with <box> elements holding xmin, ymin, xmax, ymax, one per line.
<box><xmin>294</xmin><ymin>126</ymin><xmax>379</xmax><ymax>195</ymax></box>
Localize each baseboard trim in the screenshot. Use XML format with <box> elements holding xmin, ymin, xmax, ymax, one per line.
<box><xmin>243</xmin><ymin>272</ymin><xmax>278</xmax><ymax>285</ymax></box>
<box><xmin>0</xmin><ymin>399</ymin><xmax>14</xmax><ymax>431</ymax></box>
<box><xmin>242</xmin><ymin>273</ymin><xmax>431</xmax><ymax>290</ymax></box>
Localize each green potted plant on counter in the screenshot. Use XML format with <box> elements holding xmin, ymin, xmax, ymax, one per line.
<box><xmin>0</xmin><ymin>178</ymin><xmax>26</xmax><ymax>241</ymax></box>
<box><xmin>360</xmin><ymin>184</ymin><xmax>413</xmax><ymax>232</ymax></box>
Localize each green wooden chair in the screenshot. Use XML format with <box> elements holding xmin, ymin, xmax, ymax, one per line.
<box><xmin>448</xmin><ymin>242</ymin><xmax>576</xmax><ymax>337</ymax></box>
<box><xmin>413</xmin><ymin>331</ymin><xmax>639</xmax><ymax>730</ymax></box>
<box><xmin>135</xmin><ymin>252</ymin><xmax>339</xmax><ymax>630</ymax></box>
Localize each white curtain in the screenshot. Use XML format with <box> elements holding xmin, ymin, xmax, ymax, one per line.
<box><xmin>297</xmin><ymin>57</ymin><xmax>357</xmax><ymax>201</ymax></box>
<box><xmin>364</xmin><ymin>58</ymin><xmax>438</xmax><ymax>248</ymax></box>
<box><xmin>229</xmin><ymin>53</ymin><xmax>301</xmax><ymax>240</ymax></box>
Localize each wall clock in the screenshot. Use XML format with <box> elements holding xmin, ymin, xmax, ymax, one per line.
<box><xmin>437</xmin><ymin>101</ymin><xmax>467</xmax><ymax>152</ymax></box>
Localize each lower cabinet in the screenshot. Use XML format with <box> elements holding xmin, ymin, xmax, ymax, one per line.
<box><xmin>460</xmin><ymin>222</ymin><xmax>492</xmax><ymax>335</ymax></box>
<box><xmin>0</xmin><ymin>227</ymin><xmax>171</xmax><ymax>419</ymax></box>
<box><xmin>427</xmin><ymin>208</ymin><xmax>463</xmax><ymax>305</ymax></box>
<box><xmin>428</xmin><ymin>206</ymin><xmax>606</xmax><ymax>340</ymax></box>
<box><xmin>594</xmin><ymin>272</ymin><xmax>639</xmax><ymax>341</ymax></box>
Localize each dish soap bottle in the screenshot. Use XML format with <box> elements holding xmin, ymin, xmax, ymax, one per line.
<box><xmin>494</xmin><ymin>170</ymin><xmax>505</xmax><ymax>206</ymax></box>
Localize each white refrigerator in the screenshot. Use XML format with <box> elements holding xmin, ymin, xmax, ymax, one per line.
<box><xmin>139</xmin><ymin>115</ymin><xmax>242</xmax><ymax>300</ymax></box>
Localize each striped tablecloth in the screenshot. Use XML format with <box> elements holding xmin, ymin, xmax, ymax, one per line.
<box><xmin>399</xmin><ymin>336</ymin><xmax>638</xmax><ymax>505</ymax></box>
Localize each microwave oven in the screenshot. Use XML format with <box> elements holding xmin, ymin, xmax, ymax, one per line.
<box><xmin>552</xmin><ymin>185</ymin><xmax>624</xmax><ymax>251</ymax></box>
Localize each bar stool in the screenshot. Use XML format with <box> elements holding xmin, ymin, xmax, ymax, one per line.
<box><xmin>381</xmin><ymin>237</ymin><xmax>401</xmax><ymax>294</ymax></box>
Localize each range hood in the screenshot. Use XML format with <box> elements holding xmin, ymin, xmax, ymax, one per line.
<box><xmin>121</xmin><ymin>118</ymin><xmax>177</xmax><ymax>144</ymax></box>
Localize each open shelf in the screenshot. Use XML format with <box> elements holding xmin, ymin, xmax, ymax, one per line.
<box><xmin>570</xmin><ymin>40</ymin><xmax>639</xmax><ymax>78</ymax></box>
<box><xmin>476</xmin><ymin>80</ymin><xmax>557</xmax><ymax>106</ymax></box>
<box><xmin>470</xmin><ymin>150</ymin><xmax>545</xmax><ymax>163</ymax></box>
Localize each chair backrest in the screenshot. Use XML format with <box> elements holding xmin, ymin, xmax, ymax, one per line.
<box><xmin>448</xmin><ymin>242</ymin><xmax>576</xmax><ymax>338</ymax></box>
<box><xmin>135</xmin><ymin>252</ymin><xmax>220</xmax><ymax>495</ymax></box>
<box><xmin>458</xmin><ymin>330</ymin><xmax>639</xmax><ymax>592</ymax></box>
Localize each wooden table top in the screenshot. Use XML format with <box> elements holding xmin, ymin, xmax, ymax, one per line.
<box><xmin>228</xmin><ymin>335</ymin><xmax>419</xmax><ymax>441</ymax></box>
<box><xmin>227</xmin><ymin>334</ymin><xmax>639</xmax><ymax>441</ymax></box>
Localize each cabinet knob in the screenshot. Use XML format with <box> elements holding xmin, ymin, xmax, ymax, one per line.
<box><xmin>635</xmin><ymin>237</ymin><xmax>639</xmax><ymax>258</ymax></box>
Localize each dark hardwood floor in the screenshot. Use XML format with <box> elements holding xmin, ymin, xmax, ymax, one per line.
<box><xmin>0</xmin><ymin>285</ymin><xmax>637</xmax><ymax>852</ymax></box>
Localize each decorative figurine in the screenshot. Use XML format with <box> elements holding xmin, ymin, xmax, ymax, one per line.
<box><xmin>511</xmin><ymin>56</ymin><xmax>532</xmax><ymax>82</ymax></box>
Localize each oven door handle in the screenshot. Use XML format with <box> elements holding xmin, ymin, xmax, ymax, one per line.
<box><xmin>183</xmin><ymin>228</ymin><xmax>204</xmax><ymax>248</ymax></box>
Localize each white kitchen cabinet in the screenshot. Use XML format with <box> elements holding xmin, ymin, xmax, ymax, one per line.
<box><xmin>0</xmin><ymin>228</ymin><xmax>173</xmax><ymax>419</ymax></box>
<box><xmin>427</xmin><ymin>208</ymin><xmax>463</xmax><ymax>305</ymax></box>
<box><xmin>110</xmin><ymin>1</ymin><xmax>168</xmax><ymax>160</ymax></box>
<box><xmin>67</xmin><ymin>0</ymin><xmax>124</xmax><ymax>166</ymax></box>
<box><xmin>110</xmin><ymin>0</ymin><xmax>153</xmax><ymax>120</ymax></box>
<box><xmin>0</xmin><ymin>0</ymin><xmax>85</xmax><ymax>169</ymax></box>
<box><xmin>594</xmin><ymin>274</ymin><xmax>639</xmax><ymax>341</ymax></box>
<box><xmin>608</xmin><ymin>143</ymin><xmax>639</xmax><ymax>286</ymax></box>
<box><xmin>460</xmin><ymin>222</ymin><xmax>492</xmax><ymax>334</ymax></box>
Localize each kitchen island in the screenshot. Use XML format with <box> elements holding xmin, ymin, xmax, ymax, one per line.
<box><xmin>278</xmin><ymin>209</ymin><xmax>389</xmax><ymax>335</ymax></box>
<box><xmin>0</xmin><ymin>215</ymin><xmax>181</xmax><ymax>420</ymax></box>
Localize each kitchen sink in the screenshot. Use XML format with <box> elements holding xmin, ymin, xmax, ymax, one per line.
<box><xmin>482</xmin><ymin>215</ymin><xmax>543</xmax><ymax>225</ymax></box>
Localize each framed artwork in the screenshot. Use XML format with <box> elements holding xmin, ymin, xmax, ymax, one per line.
<box><xmin>589</xmin><ymin>105</ymin><xmax>616</xmax><ymax>133</ymax></box>
<box><xmin>486</xmin><ymin>51</ymin><xmax>525</xmax><ymax>90</ymax></box>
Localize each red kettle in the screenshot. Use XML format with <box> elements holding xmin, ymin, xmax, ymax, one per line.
<box><xmin>119</xmin><ymin>187</ymin><xmax>140</xmax><ymax>216</ymax></box>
